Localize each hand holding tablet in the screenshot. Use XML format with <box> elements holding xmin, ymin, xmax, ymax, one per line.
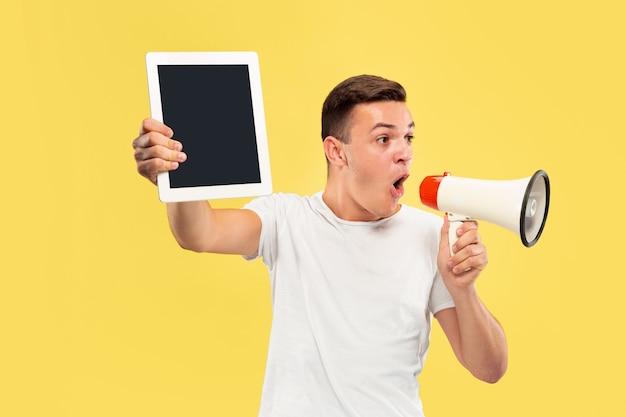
<box><xmin>145</xmin><ymin>52</ymin><xmax>272</xmax><ymax>202</ymax></box>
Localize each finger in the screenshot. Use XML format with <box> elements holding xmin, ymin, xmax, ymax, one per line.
<box><xmin>454</xmin><ymin>229</ymin><xmax>481</xmax><ymax>250</ymax></box>
<box><xmin>132</xmin><ymin>130</ymin><xmax>183</xmax><ymax>153</ymax></box>
<box><xmin>134</xmin><ymin>141</ymin><xmax>187</xmax><ymax>163</ymax></box>
<box><xmin>137</xmin><ymin>158</ymin><xmax>179</xmax><ymax>175</ymax></box>
<box><xmin>136</xmin><ymin>159</ymin><xmax>180</xmax><ymax>185</ymax></box>
<box><xmin>452</xmin><ymin>259</ymin><xmax>487</xmax><ymax>274</ymax></box>
<box><xmin>451</xmin><ymin>222</ymin><xmax>482</xmax><ymax>254</ymax></box>
<box><xmin>450</xmin><ymin>244</ymin><xmax>488</xmax><ymax>274</ymax></box>
<box><xmin>140</xmin><ymin>118</ymin><xmax>174</xmax><ymax>137</ymax></box>
<box><xmin>455</xmin><ymin>220</ymin><xmax>479</xmax><ymax>238</ymax></box>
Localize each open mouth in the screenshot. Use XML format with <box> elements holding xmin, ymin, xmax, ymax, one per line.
<box><xmin>393</xmin><ymin>174</ymin><xmax>408</xmax><ymax>189</ymax></box>
<box><xmin>392</xmin><ymin>174</ymin><xmax>409</xmax><ymax>196</ymax></box>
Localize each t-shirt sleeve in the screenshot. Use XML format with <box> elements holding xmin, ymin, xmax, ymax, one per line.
<box><xmin>428</xmin><ymin>270</ymin><xmax>455</xmax><ymax>315</ymax></box>
<box><xmin>241</xmin><ymin>194</ymin><xmax>279</xmax><ymax>266</ymax></box>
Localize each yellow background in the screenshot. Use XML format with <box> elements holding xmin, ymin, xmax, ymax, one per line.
<box><xmin>2</xmin><ymin>0</ymin><xmax>624</xmax><ymax>416</ymax></box>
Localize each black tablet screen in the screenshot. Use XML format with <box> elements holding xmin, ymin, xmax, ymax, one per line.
<box><xmin>157</xmin><ymin>65</ymin><xmax>262</xmax><ymax>188</ymax></box>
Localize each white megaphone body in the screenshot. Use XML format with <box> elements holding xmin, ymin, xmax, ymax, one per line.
<box><xmin>419</xmin><ymin>170</ymin><xmax>550</xmax><ymax>254</ymax></box>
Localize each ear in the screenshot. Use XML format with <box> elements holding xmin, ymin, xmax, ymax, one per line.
<box><xmin>323</xmin><ymin>136</ymin><xmax>347</xmax><ymax>167</ymax></box>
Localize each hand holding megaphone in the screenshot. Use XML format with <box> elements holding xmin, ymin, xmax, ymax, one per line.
<box><xmin>420</xmin><ymin>170</ymin><xmax>550</xmax><ymax>254</ymax></box>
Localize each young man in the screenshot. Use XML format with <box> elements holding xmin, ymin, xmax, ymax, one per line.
<box><xmin>132</xmin><ymin>75</ymin><xmax>508</xmax><ymax>417</ymax></box>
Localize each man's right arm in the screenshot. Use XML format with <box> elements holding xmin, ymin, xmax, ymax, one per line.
<box><xmin>166</xmin><ymin>202</ymin><xmax>261</xmax><ymax>255</ymax></box>
<box><xmin>133</xmin><ymin>118</ymin><xmax>262</xmax><ymax>256</ymax></box>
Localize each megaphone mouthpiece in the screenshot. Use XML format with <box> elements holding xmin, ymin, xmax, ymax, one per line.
<box><xmin>419</xmin><ymin>172</ymin><xmax>450</xmax><ymax>211</ymax></box>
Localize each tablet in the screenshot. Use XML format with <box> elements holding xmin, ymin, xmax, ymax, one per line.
<box><xmin>146</xmin><ymin>51</ymin><xmax>272</xmax><ymax>202</ymax></box>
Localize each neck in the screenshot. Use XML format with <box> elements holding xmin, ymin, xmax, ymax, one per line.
<box><xmin>322</xmin><ymin>178</ymin><xmax>394</xmax><ymax>222</ymax></box>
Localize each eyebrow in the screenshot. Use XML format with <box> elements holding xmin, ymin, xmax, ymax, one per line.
<box><xmin>371</xmin><ymin>121</ymin><xmax>415</xmax><ymax>131</ymax></box>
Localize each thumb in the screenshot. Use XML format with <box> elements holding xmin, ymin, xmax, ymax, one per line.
<box><xmin>438</xmin><ymin>215</ymin><xmax>453</xmax><ymax>272</ymax></box>
<box><xmin>440</xmin><ymin>214</ymin><xmax>451</xmax><ymax>255</ymax></box>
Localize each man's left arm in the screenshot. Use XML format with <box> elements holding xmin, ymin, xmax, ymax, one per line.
<box><xmin>434</xmin><ymin>216</ymin><xmax>508</xmax><ymax>383</ymax></box>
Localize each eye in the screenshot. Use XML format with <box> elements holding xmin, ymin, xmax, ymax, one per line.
<box><xmin>405</xmin><ymin>134</ymin><xmax>414</xmax><ymax>143</ymax></box>
<box><xmin>376</xmin><ymin>136</ymin><xmax>389</xmax><ymax>144</ymax></box>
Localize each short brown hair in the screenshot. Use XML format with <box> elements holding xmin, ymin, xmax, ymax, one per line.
<box><xmin>321</xmin><ymin>75</ymin><xmax>406</xmax><ymax>143</ymax></box>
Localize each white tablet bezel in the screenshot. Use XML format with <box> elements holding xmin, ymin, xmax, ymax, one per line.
<box><xmin>146</xmin><ymin>51</ymin><xmax>272</xmax><ymax>202</ymax></box>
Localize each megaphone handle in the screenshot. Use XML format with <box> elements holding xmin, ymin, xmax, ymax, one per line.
<box><xmin>447</xmin><ymin>213</ymin><xmax>473</xmax><ymax>255</ymax></box>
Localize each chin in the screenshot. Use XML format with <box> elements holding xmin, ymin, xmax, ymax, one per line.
<box><xmin>376</xmin><ymin>203</ymin><xmax>401</xmax><ymax>220</ymax></box>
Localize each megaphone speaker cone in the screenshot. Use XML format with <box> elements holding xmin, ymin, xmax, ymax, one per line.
<box><xmin>520</xmin><ymin>170</ymin><xmax>550</xmax><ymax>247</ymax></box>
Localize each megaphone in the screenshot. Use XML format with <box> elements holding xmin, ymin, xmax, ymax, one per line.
<box><xmin>419</xmin><ymin>170</ymin><xmax>550</xmax><ymax>253</ymax></box>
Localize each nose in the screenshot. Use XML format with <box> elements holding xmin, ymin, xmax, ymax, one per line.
<box><xmin>395</xmin><ymin>140</ymin><xmax>413</xmax><ymax>165</ymax></box>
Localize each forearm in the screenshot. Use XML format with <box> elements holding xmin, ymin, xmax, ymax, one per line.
<box><xmin>451</xmin><ymin>286</ymin><xmax>508</xmax><ymax>383</ymax></box>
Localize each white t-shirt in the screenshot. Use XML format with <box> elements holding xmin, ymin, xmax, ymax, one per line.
<box><xmin>244</xmin><ymin>192</ymin><xmax>454</xmax><ymax>417</ymax></box>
